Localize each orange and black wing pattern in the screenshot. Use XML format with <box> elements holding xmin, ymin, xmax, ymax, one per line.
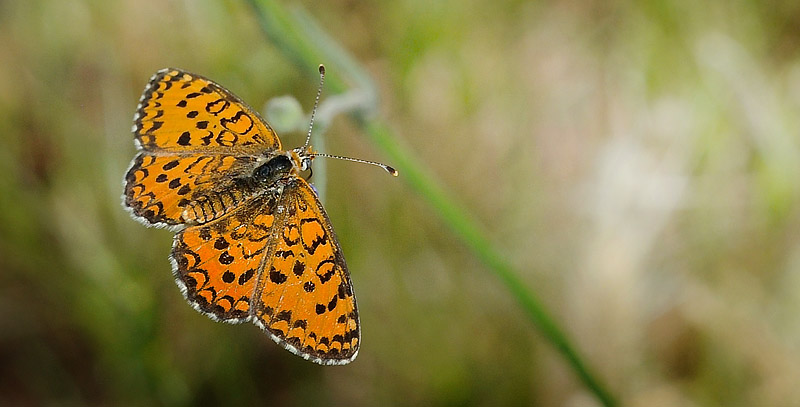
<box><xmin>252</xmin><ymin>178</ymin><xmax>359</xmax><ymax>365</ymax></box>
<box><xmin>124</xmin><ymin>68</ymin><xmax>278</xmax><ymax>228</ymax></box>
<box><xmin>133</xmin><ymin>68</ymin><xmax>281</xmax><ymax>152</ymax></box>
<box><xmin>169</xmin><ymin>179</ymin><xmax>360</xmax><ymax>365</ymax></box>
<box><xmin>123</xmin><ymin>153</ymin><xmax>255</xmax><ymax>228</ymax></box>
<box><xmin>171</xmin><ymin>193</ymin><xmax>278</xmax><ymax>322</ymax></box>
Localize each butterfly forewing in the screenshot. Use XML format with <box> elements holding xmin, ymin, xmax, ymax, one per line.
<box><xmin>134</xmin><ymin>68</ymin><xmax>282</xmax><ymax>152</ymax></box>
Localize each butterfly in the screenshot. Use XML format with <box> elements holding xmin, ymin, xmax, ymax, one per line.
<box><xmin>122</xmin><ymin>66</ymin><xmax>395</xmax><ymax>365</ymax></box>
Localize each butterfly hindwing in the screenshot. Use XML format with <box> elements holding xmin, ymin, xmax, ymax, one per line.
<box><xmin>123</xmin><ymin>153</ymin><xmax>257</xmax><ymax>228</ymax></box>
<box><xmin>171</xmin><ymin>193</ymin><xmax>278</xmax><ymax>322</ymax></box>
<box><xmin>252</xmin><ymin>178</ymin><xmax>360</xmax><ymax>365</ymax></box>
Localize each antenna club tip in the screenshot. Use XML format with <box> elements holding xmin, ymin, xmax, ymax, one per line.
<box><xmin>318</xmin><ymin>65</ymin><xmax>325</xmax><ymax>75</ymax></box>
<box><xmin>386</xmin><ymin>166</ymin><xmax>399</xmax><ymax>177</ymax></box>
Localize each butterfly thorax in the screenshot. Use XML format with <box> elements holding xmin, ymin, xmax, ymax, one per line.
<box><xmin>180</xmin><ymin>149</ymin><xmax>314</xmax><ymax>225</ymax></box>
<box><xmin>252</xmin><ymin>154</ymin><xmax>294</xmax><ymax>184</ymax></box>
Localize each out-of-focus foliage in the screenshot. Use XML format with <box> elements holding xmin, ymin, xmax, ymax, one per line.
<box><xmin>1</xmin><ymin>0</ymin><xmax>800</xmax><ymax>406</ymax></box>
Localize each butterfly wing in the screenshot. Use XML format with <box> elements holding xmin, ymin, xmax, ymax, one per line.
<box><xmin>252</xmin><ymin>177</ymin><xmax>360</xmax><ymax>365</ymax></box>
<box><xmin>124</xmin><ymin>68</ymin><xmax>280</xmax><ymax>228</ymax></box>
<box><xmin>171</xmin><ymin>193</ymin><xmax>278</xmax><ymax>322</ymax></box>
<box><xmin>171</xmin><ymin>177</ymin><xmax>360</xmax><ymax>365</ymax></box>
<box><xmin>123</xmin><ymin>153</ymin><xmax>257</xmax><ymax>228</ymax></box>
<box><xmin>134</xmin><ymin>68</ymin><xmax>281</xmax><ymax>152</ymax></box>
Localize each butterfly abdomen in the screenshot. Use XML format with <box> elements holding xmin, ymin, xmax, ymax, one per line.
<box><xmin>180</xmin><ymin>156</ymin><xmax>291</xmax><ymax>225</ymax></box>
<box><xmin>182</xmin><ymin>188</ymin><xmax>245</xmax><ymax>224</ymax></box>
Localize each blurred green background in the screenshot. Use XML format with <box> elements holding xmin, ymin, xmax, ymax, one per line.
<box><xmin>2</xmin><ymin>0</ymin><xmax>800</xmax><ymax>405</ymax></box>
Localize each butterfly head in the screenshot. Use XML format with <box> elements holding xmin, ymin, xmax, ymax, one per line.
<box><xmin>251</xmin><ymin>146</ymin><xmax>323</xmax><ymax>187</ymax></box>
<box><xmin>291</xmin><ymin>145</ymin><xmax>316</xmax><ymax>173</ymax></box>
<box><xmin>293</xmin><ymin>64</ymin><xmax>398</xmax><ymax>178</ymax></box>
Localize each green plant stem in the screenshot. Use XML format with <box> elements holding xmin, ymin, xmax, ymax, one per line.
<box><xmin>244</xmin><ymin>0</ymin><xmax>617</xmax><ymax>405</ymax></box>
<box><xmin>356</xmin><ymin>119</ymin><xmax>617</xmax><ymax>407</ymax></box>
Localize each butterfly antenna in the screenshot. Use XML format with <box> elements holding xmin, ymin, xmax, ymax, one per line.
<box><xmin>311</xmin><ymin>153</ymin><xmax>399</xmax><ymax>176</ymax></box>
<box><xmin>303</xmin><ymin>65</ymin><xmax>326</xmax><ymax>150</ymax></box>
<box><xmin>303</xmin><ymin>65</ymin><xmax>398</xmax><ymax>177</ymax></box>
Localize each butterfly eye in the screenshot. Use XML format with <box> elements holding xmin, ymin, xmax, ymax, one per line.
<box><xmin>253</xmin><ymin>155</ymin><xmax>292</xmax><ymax>183</ymax></box>
<box><xmin>300</xmin><ymin>157</ymin><xmax>313</xmax><ymax>171</ymax></box>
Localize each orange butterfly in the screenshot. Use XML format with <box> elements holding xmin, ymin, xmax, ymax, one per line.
<box><xmin>123</xmin><ymin>66</ymin><xmax>395</xmax><ymax>365</ymax></box>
